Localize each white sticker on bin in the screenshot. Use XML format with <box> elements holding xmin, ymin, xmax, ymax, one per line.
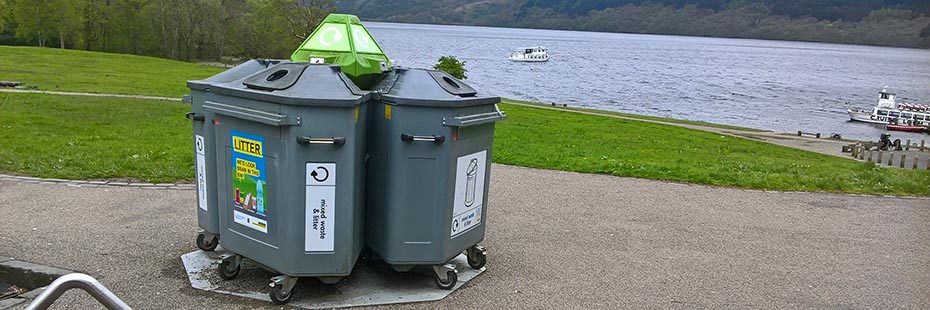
<box><xmin>195</xmin><ymin>135</ymin><xmax>208</xmax><ymax>211</ymax></box>
<box><xmin>306</xmin><ymin>163</ymin><xmax>336</xmax><ymax>252</ymax></box>
<box><xmin>450</xmin><ymin>150</ymin><xmax>487</xmax><ymax>237</ymax></box>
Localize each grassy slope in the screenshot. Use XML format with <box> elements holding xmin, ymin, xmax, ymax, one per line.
<box><xmin>495</xmin><ymin>104</ymin><xmax>929</xmax><ymax>196</ymax></box>
<box><xmin>0</xmin><ymin>46</ymin><xmax>926</xmax><ymax>195</ymax></box>
<box><xmin>502</xmin><ymin>99</ymin><xmax>767</xmax><ymax>132</ymax></box>
<box><xmin>0</xmin><ymin>93</ymin><xmax>191</xmax><ymax>183</ymax></box>
<box><xmin>1</xmin><ymin>93</ymin><xmax>926</xmax><ymax>195</ymax></box>
<box><xmin>0</xmin><ymin>46</ymin><xmax>222</xmax><ymax>97</ymax></box>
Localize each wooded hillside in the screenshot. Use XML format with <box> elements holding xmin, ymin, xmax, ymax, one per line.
<box><xmin>335</xmin><ymin>0</ymin><xmax>930</xmax><ymax>48</ymax></box>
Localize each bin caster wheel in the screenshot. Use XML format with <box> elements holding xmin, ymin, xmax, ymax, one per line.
<box><xmin>269</xmin><ymin>284</ymin><xmax>294</xmax><ymax>305</ymax></box>
<box><xmin>466</xmin><ymin>245</ymin><xmax>487</xmax><ymax>270</ymax></box>
<box><xmin>433</xmin><ymin>270</ymin><xmax>457</xmax><ymax>290</ymax></box>
<box><xmin>217</xmin><ymin>259</ymin><xmax>240</xmax><ymax>280</ymax></box>
<box><xmin>196</xmin><ymin>233</ymin><xmax>218</xmax><ymax>252</ymax></box>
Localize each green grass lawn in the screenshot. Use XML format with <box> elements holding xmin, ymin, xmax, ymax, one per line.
<box><xmin>2</xmin><ymin>93</ymin><xmax>927</xmax><ymax>195</ymax></box>
<box><xmin>502</xmin><ymin>99</ymin><xmax>767</xmax><ymax>132</ymax></box>
<box><xmin>0</xmin><ymin>93</ymin><xmax>192</xmax><ymax>182</ymax></box>
<box><xmin>495</xmin><ymin>104</ymin><xmax>930</xmax><ymax>196</ymax></box>
<box><xmin>0</xmin><ymin>46</ymin><xmax>222</xmax><ymax>97</ymax></box>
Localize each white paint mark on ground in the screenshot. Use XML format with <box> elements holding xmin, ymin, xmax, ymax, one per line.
<box><xmin>181</xmin><ymin>250</ymin><xmax>484</xmax><ymax>309</ymax></box>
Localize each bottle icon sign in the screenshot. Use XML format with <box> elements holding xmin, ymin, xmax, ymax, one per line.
<box><xmin>464</xmin><ymin>158</ymin><xmax>478</xmax><ymax>207</ymax></box>
<box><xmin>256</xmin><ymin>179</ymin><xmax>265</xmax><ymax>215</ymax></box>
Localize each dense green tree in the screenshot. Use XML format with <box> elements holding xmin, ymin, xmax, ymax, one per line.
<box><xmin>0</xmin><ymin>0</ymin><xmax>334</xmax><ymax>59</ymax></box>
<box><xmin>434</xmin><ymin>55</ymin><xmax>468</xmax><ymax>80</ymax></box>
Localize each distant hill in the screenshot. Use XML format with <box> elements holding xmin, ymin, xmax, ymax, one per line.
<box><xmin>335</xmin><ymin>0</ymin><xmax>930</xmax><ymax>48</ymax></box>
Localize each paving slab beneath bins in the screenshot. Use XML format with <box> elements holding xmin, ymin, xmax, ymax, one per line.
<box><xmin>181</xmin><ymin>250</ymin><xmax>484</xmax><ymax>309</ymax></box>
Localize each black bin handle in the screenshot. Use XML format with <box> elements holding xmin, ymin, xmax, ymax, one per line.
<box><xmin>185</xmin><ymin>112</ymin><xmax>205</xmax><ymax>122</ymax></box>
<box><xmin>401</xmin><ymin>133</ymin><xmax>445</xmax><ymax>144</ymax></box>
<box><xmin>297</xmin><ymin>136</ymin><xmax>346</xmax><ymax>146</ymax></box>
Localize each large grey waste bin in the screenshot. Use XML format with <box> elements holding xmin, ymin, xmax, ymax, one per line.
<box><xmin>203</xmin><ymin>62</ymin><xmax>369</xmax><ymax>304</ymax></box>
<box><xmin>187</xmin><ymin>60</ymin><xmax>281</xmax><ymax>252</ymax></box>
<box><xmin>366</xmin><ymin>68</ymin><xmax>505</xmax><ymax>289</ymax></box>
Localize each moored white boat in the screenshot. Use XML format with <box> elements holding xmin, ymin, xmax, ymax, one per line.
<box><xmin>509</xmin><ymin>46</ymin><xmax>549</xmax><ymax>62</ymax></box>
<box><xmin>847</xmin><ymin>87</ymin><xmax>930</xmax><ymax>128</ymax></box>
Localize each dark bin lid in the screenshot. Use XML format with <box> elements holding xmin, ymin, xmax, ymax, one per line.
<box><xmin>187</xmin><ymin>59</ymin><xmax>282</xmax><ymax>91</ymax></box>
<box><xmin>209</xmin><ymin>62</ymin><xmax>368</xmax><ymax>107</ymax></box>
<box><xmin>374</xmin><ymin>68</ymin><xmax>500</xmax><ymax>107</ymax></box>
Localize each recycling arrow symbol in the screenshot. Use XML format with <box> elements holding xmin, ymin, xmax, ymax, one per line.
<box><xmin>311</xmin><ymin>166</ymin><xmax>329</xmax><ymax>182</ymax></box>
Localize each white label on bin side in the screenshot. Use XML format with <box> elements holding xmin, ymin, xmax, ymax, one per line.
<box><xmin>195</xmin><ymin>135</ymin><xmax>208</xmax><ymax>211</ymax></box>
<box><xmin>306</xmin><ymin>163</ymin><xmax>336</xmax><ymax>252</ymax></box>
<box><xmin>234</xmin><ymin>210</ymin><xmax>268</xmax><ymax>233</ymax></box>
<box><xmin>451</xmin><ymin>150</ymin><xmax>487</xmax><ymax>237</ymax></box>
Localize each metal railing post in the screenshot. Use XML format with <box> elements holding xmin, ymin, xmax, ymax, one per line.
<box><xmin>26</xmin><ymin>273</ymin><xmax>131</xmax><ymax>310</ymax></box>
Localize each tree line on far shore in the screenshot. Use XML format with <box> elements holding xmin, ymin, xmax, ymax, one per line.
<box><xmin>337</xmin><ymin>0</ymin><xmax>930</xmax><ymax>49</ymax></box>
<box><xmin>2</xmin><ymin>0</ymin><xmax>929</xmax><ymax>62</ymax></box>
<box><xmin>0</xmin><ymin>0</ymin><xmax>336</xmax><ymax>61</ymax></box>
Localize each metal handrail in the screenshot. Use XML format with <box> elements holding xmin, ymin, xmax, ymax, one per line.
<box><xmin>25</xmin><ymin>273</ymin><xmax>131</xmax><ymax>310</ymax></box>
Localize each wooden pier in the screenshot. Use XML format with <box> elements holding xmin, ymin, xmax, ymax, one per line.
<box><xmin>848</xmin><ymin>139</ymin><xmax>930</xmax><ymax>170</ymax></box>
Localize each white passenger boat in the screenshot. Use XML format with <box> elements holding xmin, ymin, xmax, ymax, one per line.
<box><xmin>847</xmin><ymin>87</ymin><xmax>929</xmax><ymax>127</ymax></box>
<box><xmin>509</xmin><ymin>46</ymin><xmax>549</xmax><ymax>62</ymax></box>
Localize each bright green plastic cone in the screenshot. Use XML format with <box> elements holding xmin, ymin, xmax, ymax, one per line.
<box><xmin>291</xmin><ymin>14</ymin><xmax>392</xmax><ymax>89</ymax></box>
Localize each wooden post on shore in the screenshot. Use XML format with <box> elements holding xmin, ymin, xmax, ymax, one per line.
<box><xmin>868</xmin><ymin>150</ymin><xmax>874</xmax><ymax>163</ymax></box>
<box><xmin>922</xmin><ymin>140</ymin><xmax>926</xmax><ymax>152</ymax></box>
<box><xmin>888</xmin><ymin>152</ymin><xmax>894</xmax><ymax>166</ymax></box>
<box><xmin>906</xmin><ymin>139</ymin><xmax>911</xmax><ymax>151</ymax></box>
<box><xmin>877</xmin><ymin>151</ymin><xmax>883</xmax><ymax>164</ymax></box>
<box><xmin>900</xmin><ymin>153</ymin><xmax>905</xmax><ymax>168</ymax></box>
<box><xmin>914</xmin><ymin>156</ymin><xmax>919</xmax><ymax>170</ymax></box>
<box><xmin>852</xmin><ymin>144</ymin><xmax>859</xmax><ymax>158</ymax></box>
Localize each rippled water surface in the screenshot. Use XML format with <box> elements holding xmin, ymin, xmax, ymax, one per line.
<box><xmin>367</xmin><ymin>22</ymin><xmax>930</xmax><ymax>141</ymax></box>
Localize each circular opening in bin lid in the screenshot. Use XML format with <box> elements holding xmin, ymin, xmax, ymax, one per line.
<box><xmin>442</xmin><ymin>76</ymin><xmax>461</xmax><ymax>89</ymax></box>
<box><xmin>266</xmin><ymin>69</ymin><xmax>289</xmax><ymax>82</ymax></box>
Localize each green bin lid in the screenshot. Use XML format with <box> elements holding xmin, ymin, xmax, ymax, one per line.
<box><xmin>290</xmin><ymin>14</ymin><xmax>391</xmax><ymax>89</ymax></box>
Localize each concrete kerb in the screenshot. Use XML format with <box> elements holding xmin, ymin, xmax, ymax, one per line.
<box><xmin>0</xmin><ymin>259</ymin><xmax>79</xmax><ymax>310</ymax></box>
<box><xmin>0</xmin><ymin>89</ymin><xmax>182</xmax><ymax>102</ymax></box>
<box><xmin>0</xmin><ymin>174</ymin><xmax>193</xmax><ymax>190</ymax></box>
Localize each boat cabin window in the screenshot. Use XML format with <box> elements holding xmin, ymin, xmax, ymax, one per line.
<box><xmin>889</xmin><ymin>111</ymin><xmax>900</xmax><ymax>117</ymax></box>
<box><xmin>880</xmin><ymin>93</ymin><xmax>890</xmax><ymax>99</ymax></box>
<box><xmin>916</xmin><ymin>115</ymin><xmax>926</xmax><ymax>120</ymax></box>
<box><xmin>902</xmin><ymin>113</ymin><xmax>912</xmax><ymax>119</ymax></box>
<box><xmin>525</xmin><ymin>49</ymin><xmax>533</xmax><ymax>54</ymax></box>
<box><xmin>877</xmin><ymin>110</ymin><xmax>888</xmax><ymax>116</ymax></box>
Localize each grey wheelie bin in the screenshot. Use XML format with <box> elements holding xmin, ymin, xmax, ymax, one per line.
<box><xmin>366</xmin><ymin>68</ymin><xmax>505</xmax><ymax>289</ymax></box>
<box><xmin>186</xmin><ymin>60</ymin><xmax>281</xmax><ymax>252</ymax></box>
<box><xmin>204</xmin><ymin>62</ymin><xmax>369</xmax><ymax>304</ymax></box>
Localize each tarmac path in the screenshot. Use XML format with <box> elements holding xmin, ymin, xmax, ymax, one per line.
<box><xmin>0</xmin><ymin>165</ymin><xmax>928</xmax><ymax>309</ymax></box>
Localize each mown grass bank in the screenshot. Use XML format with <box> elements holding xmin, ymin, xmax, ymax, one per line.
<box><xmin>1</xmin><ymin>93</ymin><xmax>927</xmax><ymax>195</ymax></box>
<box><xmin>494</xmin><ymin>103</ymin><xmax>929</xmax><ymax>196</ymax></box>
<box><xmin>0</xmin><ymin>93</ymin><xmax>191</xmax><ymax>182</ymax></box>
<box><xmin>502</xmin><ymin>99</ymin><xmax>767</xmax><ymax>132</ymax></box>
<box><xmin>0</xmin><ymin>45</ymin><xmax>222</xmax><ymax>97</ymax></box>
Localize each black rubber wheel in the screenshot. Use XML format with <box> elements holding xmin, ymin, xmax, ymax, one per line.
<box><xmin>467</xmin><ymin>250</ymin><xmax>487</xmax><ymax>270</ymax></box>
<box><xmin>433</xmin><ymin>270</ymin><xmax>457</xmax><ymax>290</ymax></box>
<box><xmin>196</xmin><ymin>233</ymin><xmax>218</xmax><ymax>252</ymax></box>
<box><xmin>217</xmin><ymin>259</ymin><xmax>240</xmax><ymax>280</ymax></box>
<box><xmin>269</xmin><ymin>284</ymin><xmax>294</xmax><ymax>305</ymax></box>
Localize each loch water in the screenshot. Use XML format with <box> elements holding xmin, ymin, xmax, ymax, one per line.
<box><xmin>367</xmin><ymin>22</ymin><xmax>930</xmax><ymax>141</ymax></box>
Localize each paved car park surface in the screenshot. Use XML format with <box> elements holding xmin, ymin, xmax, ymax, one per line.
<box><xmin>0</xmin><ymin>164</ymin><xmax>927</xmax><ymax>309</ymax></box>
